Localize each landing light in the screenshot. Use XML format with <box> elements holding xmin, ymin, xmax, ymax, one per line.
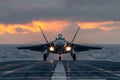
<box><xmin>65</xmin><ymin>46</ymin><xmax>72</xmax><ymax>51</ymax></box>
<box><xmin>49</xmin><ymin>46</ymin><xmax>55</xmax><ymax>52</ymax></box>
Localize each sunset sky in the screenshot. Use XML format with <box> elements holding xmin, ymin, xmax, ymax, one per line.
<box><xmin>0</xmin><ymin>0</ymin><xmax>120</xmax><ymax>44</ymax></box>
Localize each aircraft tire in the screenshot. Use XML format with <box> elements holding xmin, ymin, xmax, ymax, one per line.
<box><xmin>43</xmin><ymin>54</ymin><xmax>47</xmax><ymax>61</ymax></box>
<box><xmin>73</xmin><ymin>54</ymin><xmax>76</xmax><ymax>61</ymax></box>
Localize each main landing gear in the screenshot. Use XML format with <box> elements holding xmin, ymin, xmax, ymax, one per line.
<box><xmin>43</xmin><ymin>52</ymin><xmax>49</xmax><ymax>61</ymax></box>
<box><xmin>43</xmin><ymin>54</ymin><xmax>47</xmax><ymax>61</ymax></box>
<box><xmin>71</xmin><ymin>53</ymin><xmax>76</xmax><ymax>61</ymax></box>
<box><xmin>72</xmin><ymin>54</ymin><xmax>76</xmax><ymax>61</ymax></box>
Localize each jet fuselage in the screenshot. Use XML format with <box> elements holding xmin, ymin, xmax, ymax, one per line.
<box><xmin>48</xmin><ymin>34</ymin><xmax>72</xmax><ymax>54</ymax></box>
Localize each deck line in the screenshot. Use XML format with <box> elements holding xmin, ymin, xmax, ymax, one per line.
<box><xmin>51</xmin><ymin>61</ymin><xmax>67</xmax><ymax>80</ymax></box>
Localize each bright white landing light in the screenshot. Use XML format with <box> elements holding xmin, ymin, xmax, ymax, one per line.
<box><xmin>65</xmin><ymin>46</ymin><xmax>72</xmax><ymax>51</ymax></box>
<box><xmin>49</xmin><ymin>46</ymin><xmax>55</xmax><ymax>51</ymax></box>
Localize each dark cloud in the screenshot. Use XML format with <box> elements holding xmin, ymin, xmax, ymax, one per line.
<box><xmin>0</xmin><ymin>0</ymin><xmax>120</xmax><ymax>24</ymax></box>
<box><xmin>63</xmin><ymin>0</ymin><xmax>116</xmax><ymax>7</ymax></box>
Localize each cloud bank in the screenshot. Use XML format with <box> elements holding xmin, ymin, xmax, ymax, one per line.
<box><xmin>0</xmin><ymin>0</ymin><xmax>120</xmax><ymax>24</ymax></box>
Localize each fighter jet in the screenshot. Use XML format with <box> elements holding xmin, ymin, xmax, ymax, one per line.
<box><xmin>18</xmin><ymin>26</ymin><xmax>102</xmax><ymax>61</ymax></box>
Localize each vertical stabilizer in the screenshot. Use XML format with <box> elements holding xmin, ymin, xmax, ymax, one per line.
<box><xmin>71</xmin><ymin>26</ymin><xmax>80</xmax><ymax>43</ymax></box>
<box><xmin>39</xmin><ymin>26</ymin><xmax>48</xmax><ymax>43</ymax></box>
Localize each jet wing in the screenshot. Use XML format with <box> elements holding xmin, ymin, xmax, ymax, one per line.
<box><xmin>17</xmin><ymin>44</ymin><xmax>48</xmax><ymax>51</ymax></box>
<box><xmin>72</xmin><ymin>44</ymin><xmax>102</xmax><ymax>52</ymax></box>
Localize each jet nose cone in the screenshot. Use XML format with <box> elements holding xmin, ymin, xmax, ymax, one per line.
<box><xmin>56</xmin><ymin>42</ymin><xmax>65</xmax><ymax>47</ymax></box>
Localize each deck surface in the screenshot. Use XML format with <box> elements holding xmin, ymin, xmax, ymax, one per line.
<box><xmin>0</xmin><ymin>60</ymin><xmax>120</xmax><ymax>80</ymax></box>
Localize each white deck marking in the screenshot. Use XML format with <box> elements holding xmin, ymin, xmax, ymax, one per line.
<box><xmin>52</xmin><ymin>61</ymin><xmax>67</xmax><ymax>80</ymax></box>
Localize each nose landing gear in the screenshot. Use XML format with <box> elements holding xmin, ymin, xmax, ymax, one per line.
<box><xmin>73</xmin><ymin>54</ymin><xmax>76</xmax><ymax>61</ymax></box>
<box><xmin>70</xmin><ymin>52</ymin><xmax>76</xmax><ymax>61</ymax></box>
<box><xmin>59</xmin><ymin>55</ymin><xmax>61</xmax><ymax>61</ymax></box>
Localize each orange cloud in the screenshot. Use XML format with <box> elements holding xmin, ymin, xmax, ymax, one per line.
<box><xmin>77</xmin><ymin>21</ymin><xmax>115</xmax><ymax>31</ymax></box>
<box><xmin>0</xmin><ymin>24</ymin><xmax>17</xmax><ymax>34</ymax></box>
<box><xmin>99</xmin><ymin>27</ymin><xmax>115</xmax><ymax>31</ymax></box>
<box><xmin>0</xmin><ymin>20</ymin><xmax>119</xmax><ymax>35</ymax></box>
<box><xmin>30</xmin><ymin>20</ymin><xmax>70</xmax><ymax>32</ymax></box>
<box><xmin>0</xmin><ymin>20</ymin><xmax>70</xmax><ymax>35</ymax></box>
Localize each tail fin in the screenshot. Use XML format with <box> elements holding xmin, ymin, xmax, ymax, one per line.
<box><xmin>39</xmin><ymin>26</ymin><xmax>48</xmax><ymax>43</ymax></box>
<box><xmin>71</xmin><ymin>26</ymin><xmax>80</xmax><ymax>43</ymax></box>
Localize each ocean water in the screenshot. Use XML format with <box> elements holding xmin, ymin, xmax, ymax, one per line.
<box><xmin>0</xmin><ymin>44</ymin><xmax>120</xmax><ymax>62</ymax></box>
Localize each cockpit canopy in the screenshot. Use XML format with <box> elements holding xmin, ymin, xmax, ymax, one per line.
<box><xmin>56</xmin><ymin>34</ymin><xmax>65</xmax><ymax>40</ymax></box>
<box><xmin>57</xmin><ymin>34</ymin><xmax>62</xmax><ymax>38</ymax></box>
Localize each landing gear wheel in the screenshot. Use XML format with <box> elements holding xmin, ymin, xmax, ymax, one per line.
<box><xmin>73</xmin><ymin>54</ymin><xmax>76</xmax><ymax>61</ymax></box>
<box><xmin>59</xmin><ymin>56</ymin><xmax>61</xmax><ymax>61</ymax></box>
<box><xmin>43</xmin><ymin>54</ymin><xmax>47</xmax><ymax>61</ymax></box>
